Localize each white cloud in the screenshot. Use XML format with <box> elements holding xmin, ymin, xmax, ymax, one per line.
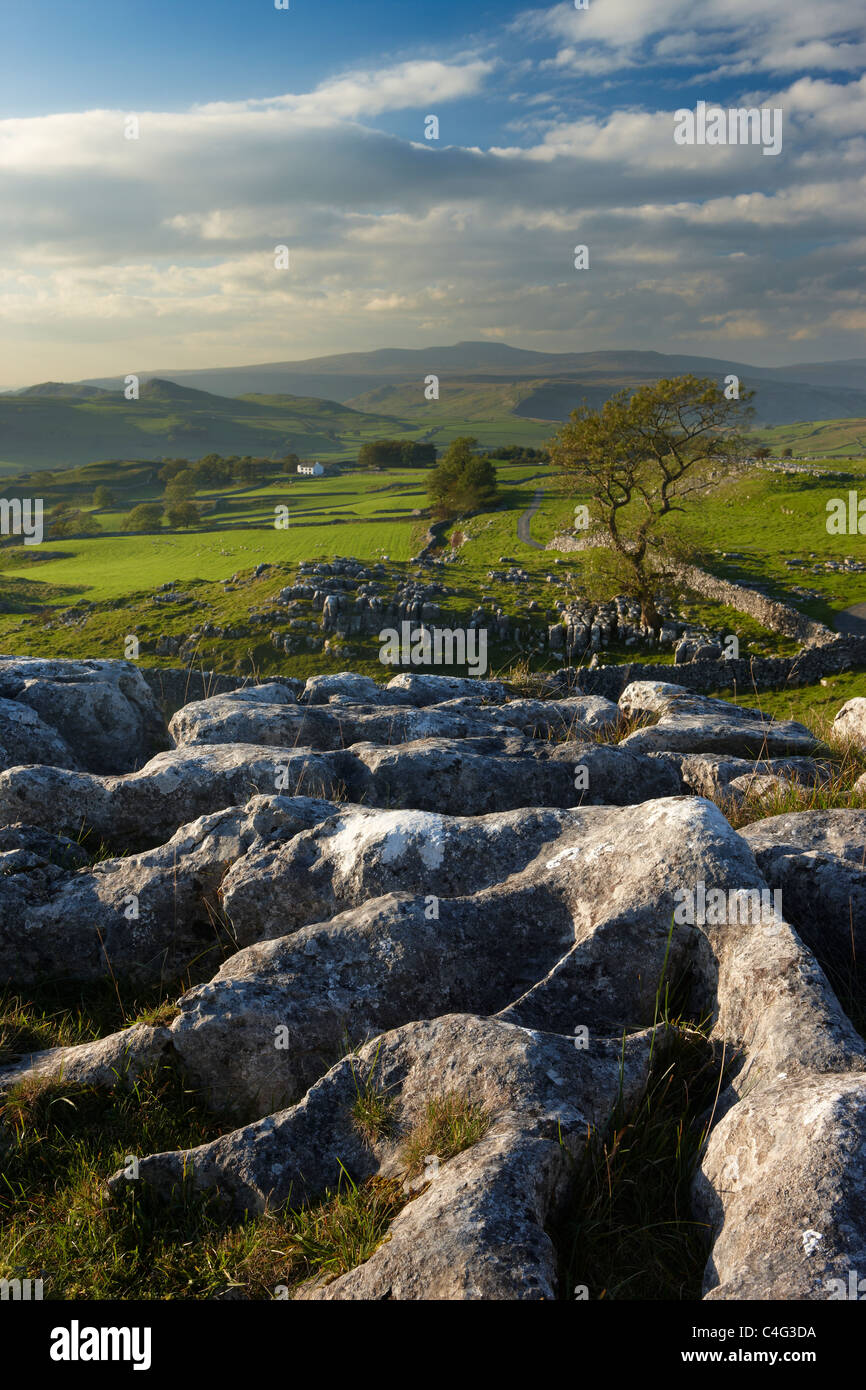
<box><xmin>517</xmin><ymin>0</ymin><xmax>866</xmax><ymax>77</ymax></box>
<box><xmin>0</xmin><ymin>47</ymin><xmax>864</xmax><ymax>379</ymax></box>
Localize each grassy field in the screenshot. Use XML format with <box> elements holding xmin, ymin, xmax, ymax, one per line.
<box><xmin>0</xmin><ymin>417</ymin><xmax>864</xmax><ymax>713</ymax></box>
<box><xmin>752</xmin><ymin>417</ymin><xmax>866</xmax><ymax>458</ymax></box>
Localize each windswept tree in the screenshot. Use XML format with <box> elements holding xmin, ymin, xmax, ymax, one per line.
<box><xmin>548</xmin><ymin>375</ymin><xmax>754</xmax><ymax>634</ymax></box>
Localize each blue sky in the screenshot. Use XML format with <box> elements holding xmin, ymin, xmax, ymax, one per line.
<box><xmin>2</xmin><ymin>1</ymin><xmax>497</xmax><ymax>116</ymax></box>
<box><xmin>0</xmin><ymin>0</ymin><xmax>864</xmax><ymax>382</ymax></box>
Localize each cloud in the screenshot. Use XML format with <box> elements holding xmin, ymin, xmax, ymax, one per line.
<box><xmin>517</xmin><ymin>0</ymin><xmax>866</xmax><ymax>77</ymax></box>
<box><xmin>0</xmin><ymin>43</ymin><xmax>864</xmax><ymax>379</ymax></box>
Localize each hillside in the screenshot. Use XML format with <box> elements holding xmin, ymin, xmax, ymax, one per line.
<box><xmin>9</xmin><ymin>346</ymin><xmax>866</xmax><ymax>472</ymax></box>
<box><xmin>347</xmin><ymin>368</ymin><xmax>866</xmax><ymax>433</ymax></box>
<box><xmin>750</xmin><ymin>416</ymin><xmax>866</xmax><ymax>458</ymax></box>
<box><xmin>76</xmin><ymin>343</ymin><xmax>866</xmax><ymax>432</ymax></box>
<box><xmin>0</xmin><ymin>379</ymin><xmax>420</xmax><ymax>471</ymax></box>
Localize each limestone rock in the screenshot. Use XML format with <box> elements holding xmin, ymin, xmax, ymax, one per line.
<box><xmin>110</xmin><ymin>1014</ymin><xmax>663</xmax><ymax>1301</ymax></box>
<box><xmin>0</xmin><ymin>745</ymin><xmax>343</xmax><ymax>844</ymax></box>
<box><xmin>741</xmin><ymin>810</ymin><xmax>866</xmax><ymax>964</ymax></box>
<box><xmin>0</xmin><ymin>697</ymin><xmax>80</xmax><ymax>772</ymax></box>
<box><xmin>303</xmin><ymin>672</ymin><xmax>395</xmax><ymax>705</ymax></box>
<box><xmin>0</xmin><ymin>1023</ymin><xmax>172</xmax><ymax>1094</ymax></box>
<box><xmin>384</xmin><ymin>673</ymin><xmax>508</xmax><ymax>705</ymax></box>
<box><xmin>220</xmin><ymin>805</ymin><xmax>579</xmax><ymax>946</ymax></box>
<box><xmin>0</xmin><ymin>795</ymin><xmax>341</xmax><ymax>985</ymax></box>
<box><xmin>169</xmin><ymin>695</ymin><xmax>341</xmax><ymax>750</ymax></box>
<box><xmin>0</xmin><ymin>657</ymin><xmax>166</xmax><ymax>772</ymax></box>
<box><xmin>620</xmin><ymin>686</ymin><xmax>820</xmax><ymax>759</ymax></box>
<box><xmin>694</xmin><ymin>1072</ymin><xmax>866</xmax><ymax>1300</ymax></box>
<box><xmin>833</xmin><ymin>697</ymin><xmax>866</xmax><ymax>749</ymax></box>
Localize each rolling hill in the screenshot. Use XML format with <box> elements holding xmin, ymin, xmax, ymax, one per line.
<box><xmin>76</xmin><ymin>343</ymin><xmax>866</xmax><ymax>430</ymax></box>
<box><xmin>0</xmin><ymin>378</ymin><xmax>421</xmax><ymax>471</ymax></box>
<box><xmin>6</xmin><ymin>344</ymin><xmax>866</xmax><ymax>473</ymax></box>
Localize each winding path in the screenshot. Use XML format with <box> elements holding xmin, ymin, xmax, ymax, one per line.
<box><xmin>517</xmin><ymin>487</ymin><xmax>546</xmax><ymax>550</ymax></box>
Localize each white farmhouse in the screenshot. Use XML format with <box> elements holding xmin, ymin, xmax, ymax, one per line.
<box><xmin>297</xmin><ymin>460</ymin><xmax>325</xmax><ymax>477</ymax></box>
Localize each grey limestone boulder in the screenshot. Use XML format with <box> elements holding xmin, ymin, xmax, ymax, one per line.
<box><xmin>0</xmin><ymin>657</ymin><xmax>166</xmax><ymax>772</ymax></box>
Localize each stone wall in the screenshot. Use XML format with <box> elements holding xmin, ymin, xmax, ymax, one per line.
<box><xmin>556</xmin><ymin>633</ymin><xmax>866</xmax><ymax>701</ymax></box>
<box><xmin>675</xmin><ymin>562</ymin><xmax>833</xmax><ymax>647</ymax></box>
<box><xmin>545</xmin><ymin>533</ymin><xmax>835</xmax><ymax>647</ymax></box>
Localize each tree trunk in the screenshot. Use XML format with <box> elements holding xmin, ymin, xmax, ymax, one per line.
<box><xmin>640</xmin><ymin>593</ymin><xmax>662</xmax><ymax>639</ymax></box>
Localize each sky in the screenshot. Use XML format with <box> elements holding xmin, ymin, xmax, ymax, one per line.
<box><xmin>0</xmin><ymin>0</ymin><xmax>864</xmax><ymax>385</ymax></box>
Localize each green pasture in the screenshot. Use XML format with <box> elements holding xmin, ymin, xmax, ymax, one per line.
<box><xmin>752</xmin><ymin>419</ymin><xmax>866</xmax><ymax>459</ymax></box>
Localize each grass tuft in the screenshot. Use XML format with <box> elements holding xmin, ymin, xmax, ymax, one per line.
<box><xmin>285</xmin><ymin>1165</ymin><xmax>406</xmax><ymax>1284</ymax></box>
<box><xmin>554</xmin><ymin>1021</ymin><xmax>730</xmax><ymax>1300</ymax></box>
<box><xmin>717</xmin><ymin>721</ymin><xmax>866</xmax><ymax>829</ymax></box>
<box><xmin>401</xmin><ymin>1092</ymin><xmax>491</xmax><ymax>1178</ymax></box>
<box><xmin>588</xmin><ymin>709</ymin><xmax>661</xmax><ymax>746</ymax></box>
<box><xmin>349</xmin><ymin>1042</ymin><xmax>397</xmax><ymax>1145</ymax></box>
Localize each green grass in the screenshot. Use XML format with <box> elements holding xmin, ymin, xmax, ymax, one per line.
<box><xmin>349</xmin><ymin>1042</ymin><xmax>397</xmax><ymax>1145</ymax></box>
<box><xmin>0</xmin><ymin>428</ymin><xmax>863</xmax><ymax>692</ymax></box>
<box><xmin>752</xmin><ymin>419</ymin><xmax>866</xmax><ymax>458</ymax></box>
<box><xmin>0</xmin><ymin>1061</ymin><xmax>408</xmax><ymax>1300</ymax></box>
<box><xmin>554</xmin><ymin>1021</ymin><xmax>728</xmax><ymax>1300</ymax></box>
<box><xmin>724</xmin><ymin>669</ymin><xmax>866</xmax><ymax>727</ymax></box>
<box><xmin>283</xmin><ymin>1168</ymin><xmax>406</xmax><ymax>1287</ymax></box>
<box><xmin>0</xmin><ymin>978</ymin><xmax>196</xmax><ymax>1069</ymax></box>
<box><xmin>0</xmin><ymin>1063</ymin><xmax>235</xmax><ymax>1299</ymax></box>
<box><xmin>401</xmin><ymin>1093</ymin><xmax>491</xmax><ymax>1178</ymax></box>
<box><xmin>0</xmin><ymin>1042</ymin><xmax>492</xmax><ymax>1299</ymax></box>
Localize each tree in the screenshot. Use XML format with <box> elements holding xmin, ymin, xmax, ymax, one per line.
<box><xmin>47</xmin><ymin>509</ymin><xmax>102</xmax><ymax>539</ymax></box>
<box><xmin>547</xmin><ymin>375</ymin><xmax>754</xmax><ymax>633</ymax></box>
<box><xmin>122</xmin><ymin>503</ymin><xmax>163</xmax><ymax>532</ymax></box>
<box><xmin>165</xmin><ymin>501</ymin><xmax>201</xmax><ymax>529</ymax></box>
<box><xmin>92</xmin><ymin>485</ymin><xmax>114</xmax><ymax>507</ymax></box>
<box><xmin>190</xmin><ymin>454</ymin><xmax>232</xmax><ymax>486</ymax></box>
<box><xmin>782</xmin><ymin>447</ymin><xmax>793</xmax><ymax>459</ymax></box>
<box><xmin>157</xmin><ymin>459</ymin><xmax>190</xmax><ymax>484</ymax></box>
<box><xmin>488</xmin><ymin>446</ymin><xmax>549</xmax><ymax>462</ymax></box>
<box><xmin>164</xmin><ymin>468</ymin><xmax>197</xmax><ymax>502</ymax></box>
<box><xmin>359</xmin><ymin>439</ymin><xmax>437</xmax><ymax>469</ymax></box>
<box><xmin>231</xmin><ymin>456</ymin><xmax>264</xmax><ymax>485</ymax></box>
<box><xmin>428</xmin><ymin>437</ymin><xmax>498</xmax><ymax>518</ymax></box>
<box><xmin>754</xmin><ymin>445</ymin><xmax>772</xmax><ymax>461</ymax></box>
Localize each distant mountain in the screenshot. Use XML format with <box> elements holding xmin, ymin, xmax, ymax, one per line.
<box><xmin>76</xmin><ymin>343</ymin><xmax>866</xmax><ymax>427</ymax></box>
<box><xmin>17</xmin><ymin>381</ymin><xmax>112</xmax><ymax>399</ymax></box>
<box><xmin>9</xmin><ymin>344</ymin><xmax>866</xmax><ymax>471</ymax></box>
<box><xmin>0</xmin><ymin>379</ymin><xmax>415</xmax><ymax>472</ymax></box>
